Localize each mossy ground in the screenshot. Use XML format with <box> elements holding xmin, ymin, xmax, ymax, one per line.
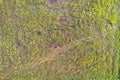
<box><xmin>0</xmin><ymin>0</ymin><xmax>119</xmax><ymax>80</ymax></box>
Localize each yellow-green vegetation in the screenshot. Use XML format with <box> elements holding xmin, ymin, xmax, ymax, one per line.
<box><xmin>117</xmin><ymin>1</ymin><xmax>120</xmax><ymax>79</ymax></box>
<box><xmin>0</xmin><ymin>0</ymin><xmax>119</xmax><ymax>80</ymax></box>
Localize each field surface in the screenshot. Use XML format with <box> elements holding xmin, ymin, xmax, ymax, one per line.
<box><xmin>0</xmin><ymin>0</ymin><xmax>120</xmax><ymax>80</ymax></box>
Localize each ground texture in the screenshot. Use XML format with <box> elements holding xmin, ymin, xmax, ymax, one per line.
<box><xmin>0</xmin><ymin>0</ymin><xmax>120</xmax><ymax>80</ymax></box>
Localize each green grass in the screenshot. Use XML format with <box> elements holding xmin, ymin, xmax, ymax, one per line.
<box><xmin>0</xmin><ymin>0</ymin><xmax>119</xmax><ymax>80</ymax></box>
<box><xmin>117</xmin><ymin>1</ymin><xmax>120</xmax><ymax>79</ymax></box>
